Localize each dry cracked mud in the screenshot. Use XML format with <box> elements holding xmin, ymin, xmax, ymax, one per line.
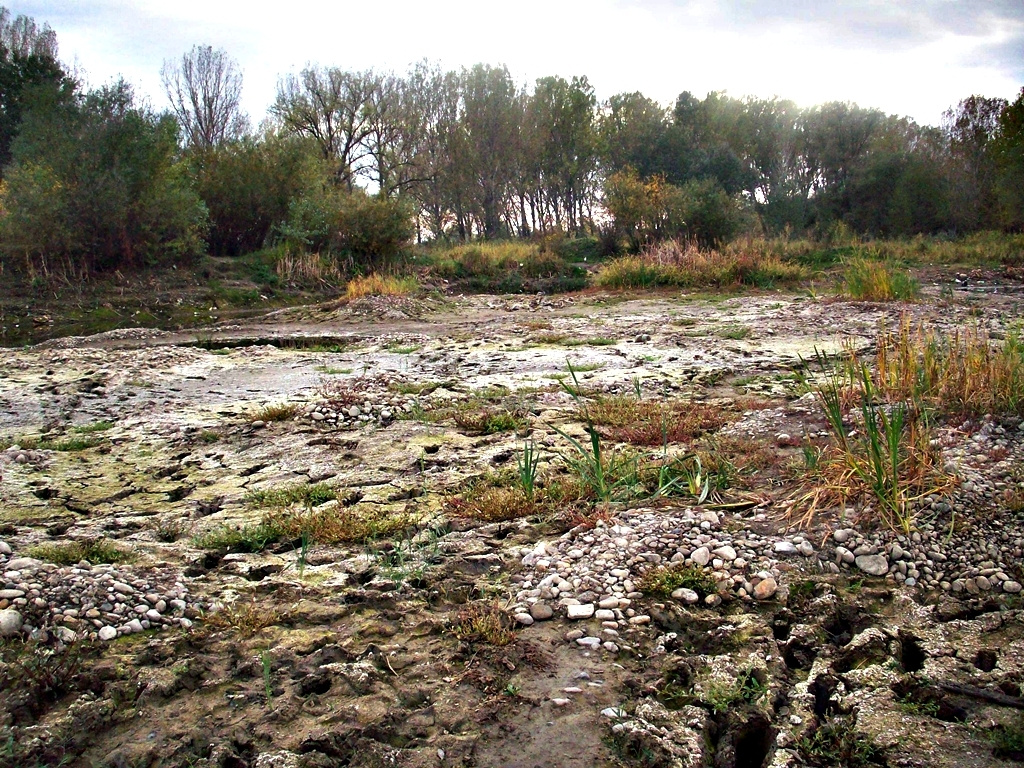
<box><xmin>2</xmin><ymin>273</ymin><xmax>1024</xmax><ymax>768</ymax></box>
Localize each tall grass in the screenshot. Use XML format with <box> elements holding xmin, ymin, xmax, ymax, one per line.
<box><xmin>596</xmin><ymin>239</ymin><xmax>806</xmax><ymax>290</ymax></box>
<box><xmin>871</xmin><ymin>319</ymin><xmax>1024</xmax><ymax>418</ymax></box>
<box><xmin>346</xmin><ymin>273</ymin><xmax>419</xmax><ymax>299</ymax></box>
<box><xmin>842</xmin><ymin>258</ymin><xmax>919</xmax><ymax>301</ymax></box>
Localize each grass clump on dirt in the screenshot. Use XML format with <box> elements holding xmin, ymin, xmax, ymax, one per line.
<box><xmin>245</xmin><ymin>482</ymin><xmax>337</xmax><ymax>508</ymax></box>
<box><xmin>453</xmin><ymin>407</ymin><xmax>528</xmax><ymax>434</ymax></box>
<box><xmin>584</xmin><ymin>395</ymin><xmax>730</xmax><ymax>446</ymax></box>
<box><xmin>427</xmin><ymin>241</ymin><xmax>586</xmax><ymax>294</ymax></box>
<box><xmin>204</xmin><ymin>599</ymin><xmax>280</xmax><ymax>637</ymax></box>
<box><xmin>795</xmin><ymin>716</ymin><xmax>885</xmax><ymax>767</ymax></box>
<box><xmin>449</xmin><ymin>603</ymin><xmax>517</xmax><ymax>647</ymax></box>
<box><xmin>596</xmin><ymin>239</ymin><xmax>806</xmax><ymax>290</ymax></box>
<box><xmin>250</xmin><ymin>403</ymin><xmax>299</xmax><ymax>423</ymax></box>
<box><xmin>72</xmin><ymin>420</ymin><xmax>114</xmax><ymax>434</ymax></box>
<box><xmin>345</xmin><ymin>273</ymin><xmax>419</xmax><ymax>299</ymax></box>
<box><xmin>26</xmin><ymin>539</ymin><xmax>135</xmax><ymax>565</ymax></box>
<box><xmin>638</xmin><ymin>563</ymin><xmax>718</xmax><ymax>599</ymax></box>
<box><xmin>842</xmin><ymin>258</ymin><xmax>919</xmax><ymax>301</ymax></box>
<box><xmin>263</xmin><ymin>505</ymin><xmax>413</xmax><ymax>545</ymax></box>
<box><xmin>192</xmin><ymin>523</ymin><xmax>281</xmax><ymax>553</ymax></box>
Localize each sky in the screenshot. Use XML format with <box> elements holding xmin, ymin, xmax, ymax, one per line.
<box><xmin>7</xmin><ymin>0</ymin><xmax>1024</xmax><ymax>127</ymax></box>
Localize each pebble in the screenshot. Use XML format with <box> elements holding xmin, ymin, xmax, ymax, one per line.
<box><xmin>530</xmin><ymin>603</ymin><xmax>553</xmax><ymax>621</ymax></box>
<box><xmin>855</xmin><ymin>555</ymin><xmax>890</xmax><ymax>576</ymax></box>
<box><xmin>514</xmin><ymin>613</ymin><xmax>534</xmax><ymax>626</ymax></box>
<box><xmin>98</xmin><ymin>625</ymin><xmax>117</xmax><ymax>641</ymax></box>
<box><xmin>567</xmin><ymin>604</ymin><xmax>595</xmax><ymax>620</ymax></box>
<box><xmin>753</xmin><ymin>577</ymin><xmax>778</xmax><ymax>600</ymax></box>
<box><xmin>0</xmin><ymin>608</ymin><xmax>23</xmax><ymax>636</ymax></box>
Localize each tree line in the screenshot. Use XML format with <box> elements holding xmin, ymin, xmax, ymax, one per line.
<box><xmin>0</xmin><ymin>6</ymin><xmax>1021</xmax><ymax>276</ymax></box>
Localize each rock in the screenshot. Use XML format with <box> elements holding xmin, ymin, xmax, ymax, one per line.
<box><xmin>514</xmin><ymin>612</ymin><xmax>534</xmax><ymax>626</ymax></box>
<box><xmin>98</xmin><ymin>625</ymin><xmax>117</xmax><ymax>641</ymax></box>
<box><xmin>0</xmin><ymin>609</ymin><xmax>23</xmax><ymax>636</ymax></box>
<box><xmin>551</xmin><ymin>697</ymin><xmax>571</xmax><ymax>706</ymax></box>
<box><xmin>712</xmin><ymin>545</ymin><xmax>737</xmax><ymax>561</ymax></box>
<box><xmin>855</xmin><ymin>554</ymin><xmax>890</xmax><ymax>576</ymax></box>
<box><xmin>754</xmin><ymin>577</ymin><xmax>778</xmax><ymax>600</ymax></box>
<box><xmin>773</xmin><ymin>542</ymin><xmax>798</xmax><ymax>555</ymax></box>
<box><xmin>576</xmin><ymin>636</ymin><xmax>601</xmax><ymax>649</ymax></box>
<box><xmin>6</xmin><ymin>557</ymin><xmax>40</xmax><ymax>570</ymax></box>
<box><xmin>0</xmin><ymin>541</ymin><xmax>11</xmax><ymax>555</ymax></box>
<box><xmin>601</xmin><ymin>707</ymin><xmax>627</xmax><ymax>719</ymax></box>
<box><xmin>833</xmin><ymin>529</ymin><xmax>852</xmax><ymax>544</ymax></box>
<box><xmin>126</xmin><ymin>618</ymin><xmax>144</xmax><ymax>633</ymax></box>
<box><xmin>595</xmin><ymin>609</ymin><xmax>616</xmax><ymax>621</ymax></box>
<box><xmin>530</xmin><ymin>602</ymin><xmax>553</xmax><ymax>621</ymax></box>
<box><xmin>0</xmin><ymin>589</ymin><xmax>26</xmax><ymax>600</ymax></box>
<box><xmin>1004</xmin><ymin>581</ymin><xmax>1022</xmax><ymax>594</ymax></box>
<box><xmin>671</xmin><ymin>587</ymin><xmax>699</xmax><ymax>604</ymax></box>
<box><xmin>566</xmin><ymin>603</ymin><xmax>595</xmax><ymax>620</ymax></box>
<box><xmin>690</xmin><ymin>547</ymin><xmax>711</xmax><ymax>566</ymax></box>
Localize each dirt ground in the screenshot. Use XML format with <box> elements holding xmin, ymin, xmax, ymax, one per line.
<box><xmin>2</xmin><ymin>269</ymin><xmax>1024</xmax><ymax>768</ymax></box>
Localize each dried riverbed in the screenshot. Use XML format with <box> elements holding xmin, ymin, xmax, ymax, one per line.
<box><xmin>2</xmin><ymin>274</ymin><xmax>1024</xmax><ymax>768</ymax></box>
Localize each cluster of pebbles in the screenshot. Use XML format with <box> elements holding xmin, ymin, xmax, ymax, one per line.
<box><xmin>828</xmin><ymin>419</ymin><xmax>1024</xmax><ymax>593</ymax></box>
<box><xmin>510</xmin><ymin>506</ymin><xmax>814</xmax><ymax>646</ymax></box>
<box><xmin>0</xmin><ymin>542</ymin><xmax>201</xmax><ymax>644</ymax></box>
<box><xmin>508</xmin><ymin>421</ymin><xmax>1024</xmax><ymax>638</ymax></box>
<box><xmin>301</xmin><ymin>396</ymin><xmax>414</xmax><ymax>428</ymax></box>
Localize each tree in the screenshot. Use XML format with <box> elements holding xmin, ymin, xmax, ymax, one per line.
<box><xmin>0</xmin><ymin>7</ymin><xmax>70</xmax><ymax>174</ymax></box>
<box><xmin>993</xmin><ymin>88</ymin><xmax>1024</xmax><ymax>230</ymax></box>
<box><xmin>271</xmin><ymin>66</ymin><xmax>380</xmax><ymax>190</ymax></box>
<box><xmin>1</xmin><ymin>80</ymin><xmax>207</xmax><ymax>273</ymax></box>
<box><xmin>161</xmin><ymin>45</ymin><xmax>247</xmax><ymax>149</ymax></box>
<box><xmin>942</xmin><ymin>95</ymin><xmax>1009</xmax><ymax>230</ymax></box>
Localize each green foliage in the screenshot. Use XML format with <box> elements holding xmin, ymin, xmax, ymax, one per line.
<box><xmin>796</xmin><ymin>716</ymin><xmax>884</xmax><ymax>767</ymax></box>
<box><xmin>26</xmin><ymin>539</ymin><xmax>134</xmax><ymax>565</ymax></box>
<box><xmin>192</xmin><ymin>523</ymin><xmax>280</xmax><ymax>553</ymax></box>
<box><xmin>280</xmin><ymin>185</ymin><xmax>412</xmax><ymax>269</ymax></box>
<box><xmin>245</xmin><ymin>482</ymin><xmax>337</xmax><ymax>508</ymax></box>
<box><xmin>638</xmin><ymin>563</ymin><xmax>717</xmax><ymax>598</ymax></box>
<box><xmin>189</xmin><ymin>132</ymin><xmax>323</xmax><ymax>256</ymax></box>
<box><xmin>0</xmin><ymin>80</ymin><xmax>207</xmax><ymax>273</ymax></box>
<box><xmin>842</xmin><ymin>258</ymin><xmax>919</xmax><ymax>301</ymax></box>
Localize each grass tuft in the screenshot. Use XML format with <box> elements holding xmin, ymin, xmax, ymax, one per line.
<box><xmin>638</xmin><ymin>563</ymin><xmax>718</xmax><ymax>599</ymax></box>
<box><xmin>842</xmin><ymin>258</ymin><xmax>919</xmax><ymax>301</ymax></box>
<box><xmin>26</xmin><ymin>539</ymin><xmax>134</xmax><ymax>565</ymax></box>
<box><xmin>250</xmin><ymin>403</ymin><xmax>299</xmax><ymax>423</ymax></box>
<box><xmin>449</xmin><ymin>603</ymin><xmax>517</xmax><ymax>646</ymax></box>
<box><xmin>346</xmin><ymin>273</ymin><xmax>419</xmax><ymax>299</ymax></box>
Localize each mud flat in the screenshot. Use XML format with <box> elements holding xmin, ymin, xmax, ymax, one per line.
<box><xmin>2</xmin><ymin>277</ymin><xmax>1024</xmax><ymax>768</ymax></box>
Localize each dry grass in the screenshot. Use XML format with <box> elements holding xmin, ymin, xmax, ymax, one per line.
<box><xmin>445</xmin><ymin>485</ymin><xmax>536</xmax><ymax>523</ymax></box>
<box><xmin>250</xmin><ymin>403</ymin><xmax>299</xmax><ymax>423</ymax></box>
<box><xmin>584</xmin><ymin>396</ymin><xmax>731</xmax><ymax>446</ymax></box>
<box><xmin>345</xmin><ymin>273</ymin><xmax>419</xmax><ymax>299</ymax></box>
<box><xmin>868</xmin><ymin>319</ymin><xmax>1024</xmax><ymax>417</ymax></box>
<box><xmin>274</xmin><ymin>250</ymin><xmax>343</xmax><ymax>284</ymax></box>
<box><xmin>596</xmin><ymin>239</ymin><xmax>806</xmax><ymax>290</ymax></box>
<box><xmin>449</xmin><ymin>603</ymin><xmax>517</xmax><ymax>646</ymax></box>
<box><xmin>264</xmin><ymin>504</ymin><xmax>414</xmax><ymax>544</ymax></box>
<box><xmin>452</xmin><ymin>407</ymin><xmax>528</xmax><ymax>434</ymax></box>
<box><xmin>205</xmin><ymin>599</ymin><xmax>280</xmax><ymax>637</ymax></box>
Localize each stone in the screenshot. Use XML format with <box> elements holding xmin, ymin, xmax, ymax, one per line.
<box><xmin>712</xmin><ymin>545</ymin><xmax>737</xmax><ymax>561</ymax></box>
<box><xmin>601</xmin><ymin>707</ymin><xmax>627</xmax><ymax>719</ymax></box>
<box><xmin>1004</xmin><ymin>581</ymin><xmax>1022</xmax><ymax>594</ymax></box>
<box><xmin>671</xmin><ymin>587</ymin><xmax>699</xmax><ymax>604</ymax></box>
<box><xmin>690</xmin><ymin>547</ymin><xmax>711</xmax><ymax>566</ymax></box>
<box><xmin>551</xmin><ymin>697</ymin><xmax>571</xmax><ymax>706</ymax></box>
<box><xmin>529</xmin><ymin>602</ymin><xmax>554</xmax><ymax>621</ymax></box>
<box><xmin>514</xmin><ymin>612</ymin><xmax>534</xmax><ymax>626</ymax></box>
<box><xmin>855</xmin><ymin>554</ymin><xmax>890</xmax><ymax>576</ymax></box>
<box><xmin>0</xmin><ymin>541</ymin><xmax>11</xmax><ymax>555</ymax></box>
<box><xmin>773</xmin><ymin>542</ymin><xmax>798</xmax><ymax>555</ymax></box>
<box><xmin>6</xmin><ymin>558</ymin><xmax>39</xmax><ymax>570</ymax></box>
<box><xmin>753</xmin><ymin>577</ymin><xmax>778</xmax><ymax>600</ymax></box>
<box><xmin>833</xmin><ymin>529</ymin><xmax>851</xmax><ymax>543</ymax></box>
<box><xmin>0</xmin><ymin>608</ymin><xmax>23</xmax><ymax>636</ymax></box>
<box><xmin>98</xmin><ymin>625</ymin><xmax>117</xmax><ymax>641</ymax></box>
<box><xmin>594</xmin><ymin>609</ymin><xmax>616</xmax><ymax>621</ymax></box>
<box><xmin>576</xmin><ymin>636</ymin><xmax>601</xmax><ymax>649</ymax></box>
<box><xmin>566</xmin><ymin>603</ymin><xmax>595</xmax><ymax>620</ymax></box>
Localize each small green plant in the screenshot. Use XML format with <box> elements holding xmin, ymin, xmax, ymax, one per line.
<box><xmin>718</xmin><ymin>325</ymin><xmax>751</xmax><ymax>340</ymax></box>
<box><xmin>701</xmin><ymin>669</ymin><xmax>768</xmax><ymax>714</ymax></box>
<box><xmin>72</xmin><ymin>420</ymin><xmax>114</xmax><ymax>434</ymax></box>
<box><xmin>842</xmin><ymin>258</ymin><xmax>919</xmax><ymax>301</ymax></box>
<box><xmin>990</xmin><ymin>714</ymin><xmax>1024</xmax><ymax>759</ymax></box>
<box><xmin>795</xmin><ymin>715</ymin><xmax>884</xmax><ymax>767</ymax></box>
<box><xmin>453</xmin><ymin>408</ymin><xmax>527</xmax><ymax>434</ymax></box>
<box><xmin>315</xmin><ymin>366</ymin><xmax>353</xmax><ymax>375</ymax></box>
<box><xmin>638</xmin><ymin>562</ymin><xmax>718</xmax><ymax>599</ymax></box>
<box><xmin>198</xmin><ymin>430</ymin><xmax>220</xmax><ymax>444</ymax></box>
<box><xmin>503</xmin><ymin>682</ymin><xmax>521</xmax><ymax>696</ymax></box>
<box><xmin>192</xmin><ymin>523</ymin><xmax>280</xmax><ymax>553</ymax></box>
<box><xmin>516</xmin><ymin>439</ymin><xmax>541</xmax><ymax>499</ymax></box>
<box><xmin>261</xmin><ymin>650</ymin><xmax>274</xmax><ymax>707</ymax></box>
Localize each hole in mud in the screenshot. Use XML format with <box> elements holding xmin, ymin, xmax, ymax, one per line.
<box><xmin>33</xmin><ymin>487</ymin><xmax>59</xmax><ymax>500</ymax></box>
<box><xmin>732</xmin><ymin>715</ymin><xmax>775</xmax><ymax>768</ymax></box>
<box><xmin>975</xmin><ymin>648</ymin><xmax>999</xmax><ymax>672</ymax></box>
<box><xmin>900</xmin><ymin>633</ymin><xmax>926</xmax><ymax>672</ymax></box>
<box><xmin>299</xmin><ymin>675</ymin><xmax>333</xmax><ymax>696</ymax></box>
<box><xmin>771</xmin><ymin>611</ymin><xmax>791</xmax><ymax>641</ymax></box>
<box><xmin>783</xmin><ymin>639</ymin><xmax>817</xmax><ymax>671</ymax></box>
<box><xmin>809</xmin><ymin>675</ymin><xmax>839</xmax><ymax>719</ymax></box>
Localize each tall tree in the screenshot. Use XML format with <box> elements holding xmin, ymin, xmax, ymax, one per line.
<box><xmin>161</xmin><ymin>45</ymin><xmax>247</xmax><ymax>149</ymax></box>
<box><xmin>0</xmin><ymin>6</ymin><xmax>69</xmax><ymax>174</ymax></box>
<box><xmin>271</xmin><ymin>66</ymin><xmax>380</xmax><ymax>190</ymax></box>
<box><xmin>943</xmin><ymin>94</ymin><xmax>1007</xmax><ymax>230</ymax></box>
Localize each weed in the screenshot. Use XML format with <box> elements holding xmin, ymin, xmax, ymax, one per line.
<box><xmin>445</xmin><ymin>484</ymin><xmax>536</xmax><ymax>523</ymax></box>
<box><xmin>265</xmin><ymin>504</ymin><xmax>413</xmax><ymax>545</ymax></box>
<box><xmin>250</xmin><ymin>403</ymin><xmax>299</xmax><ymax>423</ymax></box>
<box><xmin>990</xmin><ymin>714</ymin><xmax>1024</xmax><ymax>760</ymax></box>
<box><xmin>449</xmin><ymin>603</ymin><xmax>516</xmax><ymax>647</ymax></box>
<box><xmin>584</xmin><ymin>396</ymin><xmax>729</xmax><ymax>446</ymax></box>
<box><xmin>154</xmin><ymin>518</ymin><xmax>188</xmax><ymax>543</ymax></box>
<box><xmin>453</xmin><ymin>408</ymin><xmax>528</xmax><ymax>434</ymax></box>
<box><xmin>896</xmin><ymin>698</ymin><xmax>940</xmax><ymax>717</ymax></box>
<box><xmin>315</xmin><ymin>366</ymin><xmax>353</xmax><ymax>375</ymax></box>
<box><xmin>387</xmin><ymin>380</ymin><xmax>450</xmax><ymax>395</ymax></box>
<box><xmin>717</xmin><ymin>325</ymin><xmax>751</xmax><ymax>340</ymax></box>
<box><xmin>516</xmin><ymin>439</ymin><xmax>541</xmax><ymax>499</ymax></box>
<box><xmin>795</xmin><ymin>715</ymin><xmax>884</xmax><ymax>767</ymax></box>
<box><xmin>198</xmin><ymin>430</ymin><xmax>220</xmax><ymax>444</ymax></box>
<box><xmin>503</xmin><ymin>682</ymin><xmax>521</xmax><ymax>696</ymax></box>
<box><xmin>386</xmin><ymin>343</ymin><xmax>420</xmax><ymax>354</ymax></box>
<box><xmin>261</xmin><ymin>650</ymin><xmax>274</xmax><ymax>706</ymax></box>
<box><xmin>26</xmin><ymin>539</ymin><xmax>134</xmax><ymax>565</ymax></box>
<box><xmin>0</xmin><ymin>639</ymin><xmax>86</xmax><ymax>721</ymax></box>
<box><xmin>205</xmin><ymin>599</ymin><xmax>279</xmax><ymax>637</ymax></box>
<box><xmin>638</xmin><ymin>563</ymin><xmax>718</xmax><ymax>599</ymax></box>
<box><xmin>701</xmin><ymin>669</ymin><xmax>768</xmax><ymax>713</ymax></box>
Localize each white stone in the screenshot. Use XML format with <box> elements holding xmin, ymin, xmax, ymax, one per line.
<box><xmin>98</xmin><ymin>626</ymin><xmax>117</xmax><ymax>641</ymax></box>
<box><xmin>566</xmin><ymin>603</ymin><xmax>595</xmax><ymax>620</ymax></box>
<box><xmin>0</xmin><ymin>609</ymin><xmax>22</xmax><ymax>636</ymax></box>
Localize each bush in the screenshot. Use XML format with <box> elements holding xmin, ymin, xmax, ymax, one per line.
<box><xmin>280</xmin><ymin>186</ymin><xmax>413</xmax><ymax>270</ymax></box>
<box><xmin>0</xmin><ymin>81</ymin><xmax>208</xmax><ymax>274</ymax></box>
<box><xmin>427</xmin><ymin>240</ymin><xmax>585</xmax><ymax>293</ymax></box>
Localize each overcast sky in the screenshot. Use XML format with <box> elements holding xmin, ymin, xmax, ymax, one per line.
<box><xmin>8</xmin><ymin>0</ymin><xmax>1024</xmax><ymax>126</ymax></box>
